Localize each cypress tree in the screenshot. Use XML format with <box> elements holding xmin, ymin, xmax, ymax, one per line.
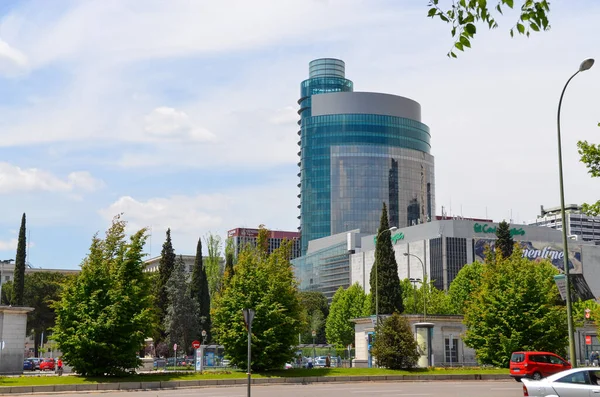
<box><xmin>199</xmin><ymin>245</ymin><xmax>211</xmax><ymax>342</ymax></box>
<box><xmin>224</xmin><ymin>241</ymin><xmax>235</xmax><ymax>285</ymax></box>
<box><xmin>495</xmin><ymin>220</ymin><xmax>514</xmax><ymax>259</ymax></box>
<box><xmin>13</xmin><ymin>213</ymin><xmax>26</xmax><ymax>306</ymax></box>
<box><xmin>370</xmin><ymin>203</ymin><xmax>403</xmax><ymax>315</ymax></box>
<box><xmin>190</xmin><ymin>238</ymin><xmax>203</xmax><ymax>302</ymax></box>
<box><xmin>157</xmin><ymin>229</ymin><xmax>176</xmax><ymax>332</ymax></box>
<box><xmin>190</xmin><ymin>238</ymin><xmax>211</xmax><ymax>341</ymax></box>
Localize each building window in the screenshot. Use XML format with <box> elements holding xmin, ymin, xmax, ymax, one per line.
<box><xmin>446</xmin><ymin>237</ymin><xmax>467</xmax><ymax>287</ymax></box>
<box><xmin>430</xmin><ymin>237</ymin><xmax>443</xmax><ymax>290</ymax></box>
<box><xmin>445</xmin><ymin>337</ymin><xmax>459</xmax><ymax>364</ymax></box>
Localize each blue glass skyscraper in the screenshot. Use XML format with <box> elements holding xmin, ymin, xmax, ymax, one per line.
<box><xmin>298</xmin><ymin>58</ymin><xmax>435</xmax><ymax>254</ymax></box>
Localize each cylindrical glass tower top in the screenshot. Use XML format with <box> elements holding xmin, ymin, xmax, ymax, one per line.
<box><xmin>309</xmin><ymin>58</ymin><xmax>345</xmax><ymax>78</ymax></box>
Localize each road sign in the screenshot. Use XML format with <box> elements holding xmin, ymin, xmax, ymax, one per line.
<box><xmin>173</xmin><ymin>343</ymin><xmax>177</xmax><ymax>351</ymax></box>
<box><xmin>554</xmin><ymin>275</ymin><xmax>567</xmax><ymax>301</ymax></box>
<box><xmin>586</xmin><ymin>309</ymin><xmax>592</xmax><ymax>319</ymax></box>
<box><xmin>192</xmin><ymin>340</ymin><xmax>201</xmax><ymax>349</ymax></box>
<box><xmin>586</xmin><ymin>335</ymin><xmax>592</xmax><ymax>345</ymax></box>
<box><xmin>243</xmin><ymin>308</ymin><xmax>255</xmax><ymax>330</ymax></box>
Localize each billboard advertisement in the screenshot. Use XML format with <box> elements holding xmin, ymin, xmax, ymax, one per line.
<box><xmin>474</xmin><ymin>239</ymin><xmax>582</xmax><ymax>273</ymax></box>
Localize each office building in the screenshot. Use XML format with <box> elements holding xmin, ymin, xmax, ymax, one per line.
<box><xmin>528</xmin><ymin>204</ymin><xmax>600</xmax><ymax>243</ymax></box>
<box><xmin>293</xmin><ymin>218</ymin><xmax>600</xmax><ymax>299</ymax></box>
<box><xmin>297</xmin><ymin>58</ymin><xmax>435</xmax><ymax>255</ymax></box>
<box><xmin>227</xmin><ymin>228</ymin><xmax>301</xmax><ymax>259</ymax></box>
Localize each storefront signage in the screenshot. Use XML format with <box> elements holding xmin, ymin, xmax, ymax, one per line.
<box><xmin>473</xmin><ymin>223</ymin><xmax>525</xmax><ymax>237</ymax></box>
<box><xmin>373</xmin><ymin>232</ymin><xmax>405</xmax><ymax>245</ymax></box>
<box><xmin>391</xmin><ymin>232</ymin><xmax>405</xmax><ymax>244</ymax></box>
<box><xmin>475</xmin><ymin>239</ymin><xmax>583</xmax><ymax>273</ymax></box>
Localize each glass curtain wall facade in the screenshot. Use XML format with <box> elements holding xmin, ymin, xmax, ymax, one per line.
<box><xmin>297</xmin><ymin>58</ymin><xmax>435</xmax><ymax>255</ymax></box>
<box><xmin>292</xmin><ymin>240</ymin><xmax>350</xmax><ymax>302</ymax></box>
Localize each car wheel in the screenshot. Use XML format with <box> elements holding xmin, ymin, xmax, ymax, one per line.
<box><xmin>532</xmin><ymin>372</ymin><xmax>542</xmax><ymax>380</ymax></box>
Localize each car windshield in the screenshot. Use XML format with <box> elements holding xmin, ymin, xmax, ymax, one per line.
<box><xmin>511</xmin><ymin>353</ymin><xmax>525</xmax><ymax>363</ymax></box>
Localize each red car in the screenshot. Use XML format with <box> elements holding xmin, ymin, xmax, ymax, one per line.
<box><xmin>510</xmin><ymin>351</ymin><xmax>571</xmax><ymax>381</ymax></box>
<box><xmin>39</xmin><ymin>358</ymin><xmax>55</xmax><ymax>371</ymax></box>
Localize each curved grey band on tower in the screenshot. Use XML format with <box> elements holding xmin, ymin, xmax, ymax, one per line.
<box><xmin>311</xmin><ymin>91</ymin><xmax>422</xmax><ymax>122</ymax></box>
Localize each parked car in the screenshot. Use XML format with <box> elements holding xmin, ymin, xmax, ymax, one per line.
<box><xmin>153</xmin><ymin>358</ymin><xmax>167</xmax><ymax>369</ymax></box>
<box><xmin>23</xmin><ymin>360</ymin><xmax>34</xmax><ymax>371</ymax></box>
<box><xmin>510</xmin><ymin>351</ymin><xmax>571</xmax><ymax>381</ymax></box>
<box><xmin>313</xmin><ymin>356</ymin><xmax>327</xmax><ymax>368</ymax></box>
<box><xmin>522</xmin><ymin>367</ymin><xmax>600</xmax><ymax>396</ymax></box>
<box><xmin>39</xmin><ymin>358</ymin><xmax>55</xmax><ymax>371</ymax></box>
<box><xmin>27</xmin><ymin>357</ymin><xmax>41</xmax><ymax>370</ymax></box>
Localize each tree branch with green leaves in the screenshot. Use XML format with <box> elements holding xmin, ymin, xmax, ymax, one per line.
<box><xmin>577</xmin><ymin>139</ymin><xmax>600</xmax><ymax>216</ymax></box>
<box><xmin>427</xmin><ymin>0</ymin><xmax>551</xmax><ymax>57</ymax></box>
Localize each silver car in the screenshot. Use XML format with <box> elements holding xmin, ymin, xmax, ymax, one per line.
<box><xmin>522</xmin><ymin>367</ymin><xmax>600</xmax><ymax>396</ymax></box>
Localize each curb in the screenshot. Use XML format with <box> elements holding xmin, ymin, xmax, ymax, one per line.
<box><xmin>0</xmin><ymin>374</ymin><xmax>511</xmax><ymax>394</ymax></box>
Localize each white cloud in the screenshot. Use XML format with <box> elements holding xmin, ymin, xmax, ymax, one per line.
<box><xmin>0</xmin><ymin>238</ymin><xmax>17</xmax><ymax>251</ymax></box>
<box><xmin>144</xmin><ymin>107</ymin><xmax>216</xmax><ymax>142</ymax></box>
<box><xmin>268</xmin><ymin>106</ymin><xmax>299</xmax><ymax>125</ymax></box>
<box><xmin>98</xmin><ymin>179</ymin><xmax>299</xmax><ymax>254</ymax></box>
<box><xmin>99</xmin><ymin>194</ymin><xmax>228</xmax><ymax>234</ymax></box>
<box><xmin>0</xmin><ymin>163</ymin><xmax>104</xmax><ymax>194</ymax></box>
<box><xmin>0</xmin><ymin>38</ymin><xmax>28</xmax><ymax>76</ymax></box>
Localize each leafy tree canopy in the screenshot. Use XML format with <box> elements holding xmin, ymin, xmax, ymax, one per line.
<box><xmin>212</xmin><ymin>235</ymin><xmax>303</xmax><ymax>371</ymax></box>
<box><xmin>462</xmin><ymin>246</ymin><xmax>566</xmax><ymax>367</ymax></box>
<box><xmin>164</xmin><ymin>255</ymin><xmax>200</xmax><ymax>355</ymax></box>
<box><xmin>577</xmin><ymin>140</ymin><xmax>600</xmax><ymax>216</ymax></box>
<box><xmin>448</xmin><ymin>261</ymin><xmax>485</xmax><ymax>314</ymax></box>
<box><xmin>401</xmin><ymin>278</ymin><xmax>453</xmax><ymax>316</ymax></box>
<box><xmin>299</xmin><ymin>291</ymin><xmax>329</xmax><ymax>344</ymax></box>
<box><xmin>53</xmin><ymin>215</ymin><xmax>155</xmax><ymax>376</ymax></box>
<box><xmin>427</xmin><ymin>0</ymin><xmax>551</xmax><ymax>57</ymax></box>
<box><xmin>326</xmin><ymin>284</ymin><xmax>369</xmax><ymax>349</ymax></box>
<box><xmin>204</xmin><ymin>232</ymin><xmax>223</xmax><ymax>300</ymax></box>
<box><xmin>371</xmin><ymin>313</ymin><xmax>419</xmax><ymax>369</ymax></box>
<box><xmin>2</xmin><ymin>272</ymin><xmax>74</xmax><ymax>356</ymax></box>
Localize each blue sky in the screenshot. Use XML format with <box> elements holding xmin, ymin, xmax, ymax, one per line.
<box><xmin>0</xmin><ymin>0</ymin><xmax>599</xmax><ymax>269</ymax></box>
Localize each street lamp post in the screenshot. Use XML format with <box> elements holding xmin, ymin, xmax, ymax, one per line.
<box><xmin>557</xmin><ymin>58</ymin><xmax>594</xmax><ymax>367</ymax></box>
<box><xmin>403</xmin><ymin>253</ymin><xmax>427</xmax><ymax>321</ymax></box>
<box><xmin>409</xmin><ymin>278</ymin><xmax>421</xmax><ymax>313</ymax></box>
<box><xmin>0</xmin><ymin>259</ymin><xmax>14</xmax><ymax>305</ymax></box>
<box><xmin>374</xmin><ymin>226</ymin><xmax>397</xmax><ymax>329</ymax></box>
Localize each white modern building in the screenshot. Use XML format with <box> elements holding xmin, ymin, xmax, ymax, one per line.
<box><xmin>294</xmin><ymin>218</ymin><xmax>600</xmax><ymax>297</ymax></box>
<box><xmin>528</xmin><ymin>204</ymin><xmax>600</xmax><ymax>244</ymax></box>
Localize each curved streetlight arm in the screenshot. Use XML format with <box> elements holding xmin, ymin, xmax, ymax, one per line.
<box><xmin>556</xmin><ymin>58</ymin><xmax>594</xmax><ymax>367</ymax></box>
<box><xmin>403</xmin><ymin>253</ymin><xmax>426</xmax><ymax>321</ymax></box>
<box><xmin>557</xmin><ymin>70</ymin><xmax>579</xmax><ymax>368</ymax></box>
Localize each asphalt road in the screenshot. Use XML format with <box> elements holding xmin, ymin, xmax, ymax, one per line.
<box><xmin>25</xmin><ymin>380</ymin><xmax>524</xmax><ymax>397</ymax></box>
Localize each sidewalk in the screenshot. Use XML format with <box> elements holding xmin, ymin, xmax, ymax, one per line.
<box><xmin>0</xmin><ymin>374</ymin><xmax>511</xmax><ymax>394</ymax></box>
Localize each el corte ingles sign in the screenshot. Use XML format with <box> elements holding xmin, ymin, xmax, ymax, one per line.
<box><xmin>473</xmin><ymin>223</ymin><xmax>525</xmax><ymax>237</ymax></box>
<box><xmin>374</xmin><ymin>232</ymin><xmax>405</xmax><ymax>244</ymax></box>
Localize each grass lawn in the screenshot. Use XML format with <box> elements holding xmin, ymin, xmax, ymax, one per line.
<box><xmin>0</xmin><ymin>367</ymin><xmax>509</xmax><ymax>387</ymax></box>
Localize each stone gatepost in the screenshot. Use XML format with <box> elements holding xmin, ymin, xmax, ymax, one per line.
<box><xmin>0</xmin><ymin>306</ymin><xmax>34</xmax><ymax>374</ymax></box>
